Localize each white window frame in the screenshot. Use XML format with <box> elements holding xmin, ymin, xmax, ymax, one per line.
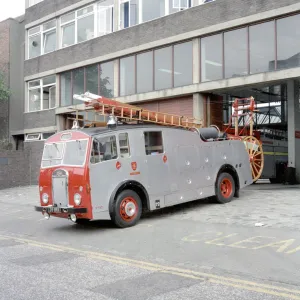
<box><xmin>28</xmin><ymin>20</ymin><xmax>57</xmax><ymax>59</ymax></box>
<box><xmin>27</xmin><ymin>76</ymin><xmax>56</xmax><ymax>112</ymax></box>
<box><xmin>98</xmin><ymin>2</ymin><xmax>114</xmax><ymax>36</ymax></box>
<box><xmin>25</xmin><ymin>133</ymin><xmax>41</xmax><ymax>141</ymax></box>
<box><xmin>119</xmin><ymin>0</ymin><xmax>133</xmax><ymax>29</ymax></box>
<box><xmin>42</xmin><ymin>20</ymin><xmax>57</xmax><ymax>55</ymax></box>
<box><xmin>60</xmin><ymin>4</ymin><xmax>96</xmax><ymax>48</ymax></box>
<box><xmin>172</xmin><ymin>0</ymin><xmax>190</xmax><ymax>9</ymax></box>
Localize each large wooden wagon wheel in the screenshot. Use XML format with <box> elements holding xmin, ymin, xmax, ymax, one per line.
<box><xmin>242</xmin><ymin>136</ymin><xmax>264</xmax><ymax>182</ymax></box>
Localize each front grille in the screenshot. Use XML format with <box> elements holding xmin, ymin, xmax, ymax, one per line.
<box><xmin>52</xmin><ymin>169</ymin><xmax>68</xmax><ymax>207</ymax></box>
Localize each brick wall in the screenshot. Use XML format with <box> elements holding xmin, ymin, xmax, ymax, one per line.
<box><xmin>0</xmin><ymin>141</ymin><xmax>44</xmax><ymax>190</ymax></box>
<box><xmin>137</xmin><ymin>96</ymin><xmax>193</xmax><ymax>117</ymax></box>
<box><xmin>0</xmin><ymin>150</ymin><xmax>30</xmax><ymax>189</ymax></box>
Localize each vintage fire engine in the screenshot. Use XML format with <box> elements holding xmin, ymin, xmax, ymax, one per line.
<box><xmin>35</xmin><ymin>93</ymin><xmax>259</xmax><ymax>228</ymax></box>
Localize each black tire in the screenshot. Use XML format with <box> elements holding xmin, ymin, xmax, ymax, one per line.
<box><xmin>111</xmin><ymin>190</ymin><xmax>142</xmax><ymax>228</ymax></box>
<box><xmin>214</xmin><ymin>172</ymin><xmax>235</xmax><ymax>204</ymax></box>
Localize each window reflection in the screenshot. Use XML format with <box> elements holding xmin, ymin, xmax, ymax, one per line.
<box><xmin>174</xmin><ymin>41</ymin><xmax>193</xmax><ymax>87</ymax></box>
<box><xmin>249</xmin><ymin>21</ymin><xmax>275</xmax><ymax>74</ymax></box>
<box><xmin>155</xmin><ymin>47</ymin><xmax>172</xmax><ymax>90</ymax></box>
<box><xmin>224</xmin><ymin>28</ymin><xmax>248</xmax><ymax>78</ymax></box>
<box><xmin>201</xmin><ymin>34</ymin><xmax>223</xmax><ymax>82</ymax></box>
<box><xmin>277</xmin><ymin>14</ymin><xmax>300</xmax><ymax>70</ymax></box>
<box><xmin>60</xmin><ymin>62</ymin><xmax>115</xmax><ymax>106</ymax></box>
<box><xmin>137</xmin><ymin>51</ymin><xmax>153</xmax><ymax>93</ymax></box>
<box><xmin>141</xmin><ymin>0</ymin><xmax>165</xmax><ymax>22</ymax></box>
<box><xmin>120</xmin><ymin>56</ymin><xmax>135</xmax><ymax>96</ymax></box>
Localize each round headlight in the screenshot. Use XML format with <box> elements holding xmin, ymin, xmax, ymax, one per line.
<box><xmin>42</xmin><ymin>193</ymin><xmax>49</xmax><ymax>204</ymax></box>
<box><xmin>74</xmin><ymin>193</ymin><xmax>81</xmax><ymax>206</ymax></box>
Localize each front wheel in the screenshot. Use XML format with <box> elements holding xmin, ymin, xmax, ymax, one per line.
<box><xmin>111</xmin><ymin>190</ymin><xmax>142</xmax><ymax>228</ymax></box>
<box><xmin>214</xmin><ymin>172</ymin><xmax>235</xmax><ymax>204</ymax></box>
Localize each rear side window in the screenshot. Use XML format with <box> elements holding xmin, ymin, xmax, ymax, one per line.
<box><xmin>119</xmin><ymin>133</ymin><xmax>130</xmax><ymax>158</ymax></box>
<box><xmin>90</xmin><ymin>135</ymin><xmax>118</xmax><ymax>164</ymax></box>
<box><xmin>144</xmin><ymin>131</ymin><xmax>164</xmax><ymax>155</ymax></box>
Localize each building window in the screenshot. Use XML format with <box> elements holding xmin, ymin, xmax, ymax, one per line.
<box><xmin>100</xmin><ymin>61</ymin><xmax>114</xmax><ymax>98</ymax></box>
<box><xmin>60</xmin><ymin>71</ymin><xmax>72</xmax><ymax>106</ymax></box>
<box><xmin>201</xmin><ymin>34</ymin><xmax>223</xmax><ymax>82</ymax></box>
<box><xmin>60</xmin><ymin>61</ymin><xmax>114</xmax><ymax>106</ymax></box>
<box><xmin>43</xmin><ymin>20</ymin><xmax>57</xmax><ymax>54</ymax></box>
<box><xmin>119</xmin><ymin>41</ymin><xmax>192</xmax><ymax>96</ymax></box>
<box><xmin>224</xmin><ymin>28</ymin><xmax>248</xmax><ymax>78</ymax></box>
<box><xmin>137</xmin><ymin>51</ymin><xmax>153</xmax><ymax>93</ymax></box>
<box><xmin>28</xmin><ymin>27</ymin><xmax>41</xmax><ymax>59</ymax></box>
<box><xmin>86</xmin><ymin>65</ymin><xmax>99</xmax><ymax>95</ymax></box>
<box><xmin>249</xmin><ymin>21</ymin><xmax>275</xmax><ymax>74</ymax></box>
<box><xmin>120</xmin><ymin>56</ymin><xmax>135</xmax><ymax>96</ymax></box>
<box><xmin>98</xmin><ymin>0</ymin><xmax>114</xmax><ymax>36</ymax></box>
<box><xmin>77</xmin><ymin>6</ymin><xmax>95</xmax><ymax>43</ymax></box>
<box><xmin>155</xmin><ymin>46</ymin><xmax>172</xmax><ymax>90</ymax></box>
<box><xmin>141</xmin><ymin>0</ymin><xmax>165</xmax><ymax>22</ymax></box>
<box><xmin>170</xmin><ymin>0</ymin><xmax>192</xmax><ymax>14</ymax></box>
<box><xmin>277</xmin><ymin>14</ymin><xmax>300</xmax><ymax>70</ymax></box>
<box><xmin>174</xmin><ymin>41</ymin><xmax>193</xmax><ymax>87</ymax></box>
<box><xmin>61</xmin><ymin>6</ymin><xmax>95</xmax><ymax>48</ymax></box>
<box><xmin>120</xmin><ymin>0</ymin><xmax>139</xmax><ymax>29</ymax></box>
<box><xmin>28</xmin><ymin>20</ymin><xmax>56</xmax><ymax>59</ymax></box>
<box><xmin>28</xmin><ymin>75</ymin><xmax>56</xmax><ymax>112</ymax></box>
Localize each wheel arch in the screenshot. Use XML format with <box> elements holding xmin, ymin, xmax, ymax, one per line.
<box><xmin>109</xmin><ymin>180</ymin><xmax>150</xmax><ymax>216</ymax></box>
<box><xmin>215</xmin><ymin>164</ymin><xmax>240</xmax><ymax>198</ymax></box>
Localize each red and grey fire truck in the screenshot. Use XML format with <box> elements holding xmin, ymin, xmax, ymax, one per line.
<box><xmin>35</xmin><ymin>93</ymin><xmax>262</xmax><ymax>228</ymax></box>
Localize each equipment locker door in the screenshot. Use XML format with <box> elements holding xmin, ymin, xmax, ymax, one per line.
<box><xmin>143</xmin><ymin>130</ymin><xmax>170</xmax><ymax>198</ymax></box>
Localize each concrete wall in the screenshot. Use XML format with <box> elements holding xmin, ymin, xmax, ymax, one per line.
<box><xmin>24</xmin><ymin>109</ymin><xmax>56</xmax><ymax>129</ymax></box>
<box><xmin>0</xmin><ymin>20</ymin><xmax>10</xmax><ymax>144</ymax></box>
<box><xmin>9</xmin><ymin>18</ymin><xmax>25</xmax><ymax>133</ymax></box>
<box><xmin>24</xmin><ymin>0</ymin><xmax>300</xmax><ymax>78</ymax></box>
<box><xmin>24</xmin><ymin>141</ymin><xmax>44</xmax><ymax>185</ymax></box>
<box><xmin>25</xmin><ymin>0</ymin><xmax>87</xmax><ymax>24</ymax></box>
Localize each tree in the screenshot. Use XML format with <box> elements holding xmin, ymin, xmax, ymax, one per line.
<box><xmin>0</xmin><ymin>73</ymin><xmax>10</xmax><ymax>101</ymax></box>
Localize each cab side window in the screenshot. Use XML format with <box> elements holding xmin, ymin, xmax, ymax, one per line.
<box><xmin>144</xmin><ymin>131</ymin><xmax>164</xmax><ymax>155</ymax></box>
<box><xmin>119</xmin><ymin>133</ymin><xmax>130</xmax><ymax>158</ymax></box>
<box><xmin>90</xmin><ymin>135</ymin><xmax>118</xmax><ymax>163</ymax></box>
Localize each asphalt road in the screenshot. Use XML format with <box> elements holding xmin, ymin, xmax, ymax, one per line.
<box><xmin>0</xmin><ymin>183</ymin><xmax>300</xmax><ymax>300</ymax></box>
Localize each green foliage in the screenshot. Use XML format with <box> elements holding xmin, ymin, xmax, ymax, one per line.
<box><xmin>0</xmin><ymin>73</ymin><xmax>10</xmax><ymax>101</ymax></box>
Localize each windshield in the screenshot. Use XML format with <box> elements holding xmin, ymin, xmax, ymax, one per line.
<box><xmin>63</xmin><ymin>140</ymin><xmax>88</xmax><ymax>166</ymax></box>
<box><xmin>41</xmin><ymin>139</ymin><xmax>88</xmax><ymax>168</ymax></box>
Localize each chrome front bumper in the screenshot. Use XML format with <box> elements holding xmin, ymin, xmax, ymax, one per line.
<box><xmin>35</xmin><ymin>205</ymin><xmax>87</xmax><ymax>214</ymax></box>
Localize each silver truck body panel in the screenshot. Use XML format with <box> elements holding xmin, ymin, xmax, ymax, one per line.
<box><xmin>88</xmin><ymin>126</ymin><xmax>253</xmax><ymax>220</ymax></box>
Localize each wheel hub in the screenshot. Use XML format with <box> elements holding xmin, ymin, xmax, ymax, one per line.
<box><xmin>124</xmin><ymin>202</ymin><xmax>136</xmax><ymax>217</ymax></box>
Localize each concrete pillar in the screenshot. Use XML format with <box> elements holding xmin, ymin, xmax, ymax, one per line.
<box><xmin>286</xmin><ymin>79</ymin><xmax>300</xmax><ymax>183</ymax></box>
<box><xmin>56</xmin><ymin>115</ymin><xmax>65</xmax><ymax>132</ymax></box>
<box><xmin>113</xmin><ymin>59</ymin><xmax>119</xmax><ymax>97</ymax></box>
<box><xmin>114</xmin><ymin>0</ymin><xmax>120</xmax><ymax>31</ymax></box>
<box><xmin>192</xmin><ymin>38</ymin><xmax>200</xmax><ymax>84</ymax></box>
<box><xmin>193</xmin><ymin>93</ymin><xmax>205</xmax><ymax>126</ymax></box>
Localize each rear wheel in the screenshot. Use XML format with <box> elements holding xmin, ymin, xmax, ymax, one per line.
<box><xmin>111</xmin><ymin>190</ymin><xmax>142</xmax><ymax>228</ymax></box>
<box><xmin>214</xmin><ymin>172</ymin><xmax>235</xmax><ymax>204</ymax></box>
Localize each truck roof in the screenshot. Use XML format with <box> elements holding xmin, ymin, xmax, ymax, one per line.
<box><xmin>77</xmin><ymin>124</ymin><xmax>187</xmax><ymax>136</ymax></box>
